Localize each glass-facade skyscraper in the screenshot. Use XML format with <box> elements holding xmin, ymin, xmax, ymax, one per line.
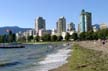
<box><xmin>79</xmin><ymin>9</ymin><xmax>92</xmax><ymax>33</ymax></box>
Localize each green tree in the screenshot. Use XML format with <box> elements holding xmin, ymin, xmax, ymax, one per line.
<box><xmin>79</xmin><ymin>32</ymin><xmax>86</xmax><ymax>40</ymax></box>
<box><xmin>51</xmin><ymin>35</ymin><xmax>57</xmax><ymax>41</ymax></box>
<box><xmin>85</xmin><ymin>31</ymin><xmax>94</xmax><ymax>40</ymax></box>
<box><xmin>41</xmin><ymin>34</ymin><xmax>51</xmax><ymax>41</ymax></box>
<box><xmin>2</xmin><ymin>34</ymin><xmax>8</xmax><ymax>43</ymax></box>
<box><xmin>6</xmin><ymin>30</ymin><xmax>16</xmax><ymax>42</ymax></box>
<box><xmin>8</xmin><ymin>30</ymin><xmax>13</xmax><ymax>42</ymax></box>
<box><xmin>0</xmin><ymin>35</ymin><xmax>3</xmax><ymax>43</ymax></box>
<box><xmin>34</xmin><ymin>36</ymin><xmax>40</xmax><ymax>42</ymax></box>
<box><xmin>98</xmin><ymin>30</ymin><xmax>104</xmax><ymax>39</ymax></box>
<box><xmin>27</xmin><ymin>35</ymin><xmax>33</xmax><ymax>41</ymax></box>
<box><xmin>65</xmin><ymin>32</ymin><xmax>70</xmax><ymax>41</ymax></box>
<box><xmin>71</xmin><ymin>33</ymin><xmax>78</xmax><ymax>41</ymax></box>
<box><xmin>57</xmin><ymin>35</ymin><xmax>63</xmax><ymax>41</ymax></box>
<box><xmin>12</xmin><ymin>34</ymin><xmax>16</xmax><ymax>42</ymax></box>
<box><xmin>98</xmin><ymin>29</ymin><xmax>108</xmax><ymax>39</ymax></box>
<box><xmin>18</xmin><ymin>36</ymin><xmax>26</xmax><ymax>42</ymax></box>
<box><xmin>93</xmin><ymin>32</ymin><xmax>98</xmax><ymax>40</ymax></box>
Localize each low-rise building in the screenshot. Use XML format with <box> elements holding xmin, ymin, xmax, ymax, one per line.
<box><xmin>51</xmin><ymin>29</ymin><xmax>57</xmax><ymax>35</ymax></box>
<box><xmin>67</xmin><ymin>31</ymin><xmax>75</xmax><ymax>35</ymax></box>
<box><xmin>100</xmin><ymin>23</ymin><xmax>108</xmax><ymax>30</ymax></box>
<box><xmin>16</xmin><ymin>32</ymin><xmax>23</xmax><ymax>41</ymax></box>
<box><xmin>38</xmin><ymin>29</ymin><xmax>52</xmax><ymax>37</ymax></box>
<box><xmin>92</xmin><ymin>24</ymin><xmax>100</xmax><ymax>32</ymax></box>
<box><xmin>16</xmin><ymin>29</ymin><xmax>35</xmax><ymax>41</ymax></box>
<box><xmin>62</xmin><ymin>32</ymin><xmax>67</xmax><ymax>40</ymax></box>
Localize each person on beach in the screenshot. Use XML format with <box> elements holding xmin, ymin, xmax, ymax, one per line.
<box><xmin>102</xmin><ymin>40</ymin><xmax>105</xmax><ymax>47</ymax></box>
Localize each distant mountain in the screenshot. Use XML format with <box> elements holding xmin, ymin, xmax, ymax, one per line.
<box><xmin>0</xmin><ymin>26</ymin><xmax>32</xmax><ymax>35</ymax></box>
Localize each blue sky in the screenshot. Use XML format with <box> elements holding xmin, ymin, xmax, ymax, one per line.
<box><xmin>0</xmin><ymin>0</ymin><xmax>108</xmax><ymax>30</ymax></box>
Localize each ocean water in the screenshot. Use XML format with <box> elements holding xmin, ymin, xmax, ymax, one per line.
<box><xmin>0</xmin><ymin>44</ymin><xmax>72</xmax><ymax>71</ymax></box>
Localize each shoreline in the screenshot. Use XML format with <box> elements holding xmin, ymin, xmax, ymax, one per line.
<box><xmin>48</xmin><ymin>44</ymin><xmax>73</xmax><ymax>71</ymax></box>
<box><xmin>32</xmin><ymin>44</ymin><xmax>72</xmax><ymax>71</ymax></box>
<box><xmin>46</xmin><ymin>44</ymin><xmax>72</xmax><ymax>71</ymax></box>
<box><xmin>22</xmin><ymin>41</ymin><xmax>71</xmax><ymax>45</ymax></box>
<box><xmin>49</xmin><ymin>41</ymin><xmax>108</xmax><ymax>71</ymax></box>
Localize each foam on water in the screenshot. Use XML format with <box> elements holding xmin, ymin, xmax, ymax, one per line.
<box><xmin>28</xmin><ymin>45</ymin><xmax>72</xmax><ymax>71</ymax></box>
<box><xmin>39</xmin><ymin>49</ymin><xmax>72</xmax><ymax>64</ymax></box>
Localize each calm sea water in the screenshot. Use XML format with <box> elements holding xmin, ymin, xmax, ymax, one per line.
<box><xmin>0</xmin><ymin>44</ymin><xmax>66</xmax><ymax>71</ymax></box>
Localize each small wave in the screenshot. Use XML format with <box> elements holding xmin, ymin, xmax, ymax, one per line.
<box><xmin>39</xmin><ymin>49</ymin><xmax>72</xmax><ymax>64</ymax></box>
<box><xmin>0</xmin><ymin>61</ymin><xmax>21</xmax><ymax>67</ymax></box>
<box><xmin>37</xmin><ymin>47</ymin><xmax>72</xmax><ymax>71</ymax></box>
<box><xmin>23</xmin><ymin>45</ymin><xmax>72</xmax><ymax>71</ymax></box>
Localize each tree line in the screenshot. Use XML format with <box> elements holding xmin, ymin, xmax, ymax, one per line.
<box><xmin>0</xmin><ymin>30</ymin><xmax>16</xmax><ymax>43</ymax></box>
<box><xmin>1</xmin><ymin>28</ymin><xmax>108</xmax><ymax>43</ymax></box>
<box><xmin>79</xmin><ymin>29</ymin><xmax>108</xmax><ymax>40</ymax></box>
<box><xmin>17</xmin><ymin>29</ymin><xmax>108</xmax><ymax>42</ymax></box>
<box><xmin>17</xmin><ymin>34</ymin><xmax>64</xmax><ymax>42</ymax></box>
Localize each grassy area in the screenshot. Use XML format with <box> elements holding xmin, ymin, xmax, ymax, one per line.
<box><xmin>50</xmin><ymin>44</ymin><xmax>108</xmax><ymax>71</ymax></box>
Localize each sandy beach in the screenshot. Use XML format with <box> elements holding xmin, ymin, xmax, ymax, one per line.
<box><xmin>49</xmin><ymin>41</ymin><xmax>108</xmax><ymax>71</ymax></box>
<box><xmin>76</xmin><ymin>40</ymin><xmax>108</xmax><ymax>53</ymax></box>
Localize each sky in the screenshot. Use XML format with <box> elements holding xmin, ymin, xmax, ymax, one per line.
<box><xmin>0</xmin><ymin>0</ymin><xmax>108</xmax><ymax>30</ymax></box>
